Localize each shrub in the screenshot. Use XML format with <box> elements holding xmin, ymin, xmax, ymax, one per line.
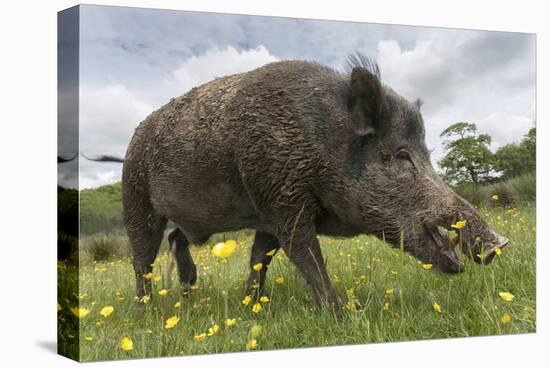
<box><xmin>454</xmin><ymin>172</ymin><xmax>535</xmax><ymax>207</ymax></box>
<box><xmin>84</xmin><ymin>234</ymin><xmax>131</xmax><ymax>261</ymax></box>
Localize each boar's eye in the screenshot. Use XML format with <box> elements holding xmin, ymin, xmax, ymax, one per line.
<box><xmin>395</xmin><ymin>149</ymin><xmax>416</xmax><ymax>169</ymax></box>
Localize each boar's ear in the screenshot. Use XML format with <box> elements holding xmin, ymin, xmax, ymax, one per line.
<box><xmin>348</xmin><ymin>66</ymin><xmax>384</xmax><ymax>137</ymax></box>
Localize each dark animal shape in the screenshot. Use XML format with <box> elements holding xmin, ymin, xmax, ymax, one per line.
<box><xmin>87</xmin><ymin>56</ymin><xmax>508</xmax><ymax>310</ymax></box>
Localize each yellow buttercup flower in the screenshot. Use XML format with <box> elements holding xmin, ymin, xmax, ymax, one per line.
<box><xmin>143</xmin><ymin>272</ymin><xmax>154</xmax><ymax>280</ymax></box>
<box><xmin>275</xmin><ymin>276</ymin><xmax>284</xmax><ymax>284</ymax></box>
<box><xmin>246</xmin><ymin>338</ymin><xmax>258</xmax><ymax>350</ymax></box>
<box><xmin>433</xmin><ymin>302</ymin><xmax>442</xmax><ymax>313</ymax></box>
<box><xmin>120</xmin><ymin>336</ymin><xmax>133</xmax><ymax>351</ymax></box>
<box><xmin>174</xmin><ymin>302</ymin><xmax>181</xmax><ymax>308</ymax></box>
<box><xmin>194</xmin><ymin>333</ymin><xmax>207</xmax><ymax>342</ymax></box>
<box><xmin>70</xmin><ymin>307</ymin><xmax>90</xmax><ymax>319</ymax></box>
<box><xmin>385</xmin><ymin>288</ymin><xmax>394</xmax><ymax>296</ymax></box>
<box><xmin>207</xmin><ymin>324</ymin><xmax>220</xmax><ymax>336</ymax></box>
<box><xmin>260</xmin><ymin>296</ymin><xmax>270</xmax><ymax>303</ymax></box>
<box><xmin>495</xmin><ymin>247</ymin><xmax>502</xmax><ymax>256</ymax></box>
<box><xmin>211</xmin><ymin>240</ymin><xmax>237</xmax><ymax>258</ymax></box>
<box><xmin>265</xmin><ymin>249</ymin><xmax>277</xmax><ymax>256</ymax></box>
<box><xmin>138</xmin><ymin>295</ymin><xmax>151</xmax><ymax>304</ymax></box>
<box><xmin>164</xmin><ymin>315</ymin><xmax>180</xmax><ymax>329</ymax></box>
<box><xmin>501</xmin><ymin>313</ymin><xmax>512</xmax><ymax>324</ymax></box>
<box><xmin>499</xmin><ymin>292</ymin><xmax>515</xmax><ymax>302</ymax></box>
<box><xmin>451</xmin><ymin>220</ymin><xmax>467</xmax><ymax>230</ymax></box>
<box><xmin>158</xmin><ymin>289</ymin><xmax>168</xmax><ymax>296</ymax></box>
<box><xmin>252</xmin><ymin>303</ymin><xmax>263</xmax><ymax>313</ymax></box>
<box><xmin>225</xmin><ymin>318</ymin><xmax>236</xmax><ymax>327</ymax></box>
<box><xmin>252</xmin><ymin>263</ymin><xmax>263</xmax><ymax>271</ymax></box>
<box><xmin>242</xmin><ymin>295</ymin><xmax>252</xmax><ymax>306</ymax></box>
<box><xmin>422</xmin><ymin>263</ymin><xmax>433</xmax><ymax>270</ymax></box>
<box><xmin>100</xmin><ymin>306</ymin><xmax>114</xmax><ymax>318</ymax></box>
<box><xmin>492</xmin><ymin>194</ymin><xmax>499</xmax><ymax>201</ymax></box>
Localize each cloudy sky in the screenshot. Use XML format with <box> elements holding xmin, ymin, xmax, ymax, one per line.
<box><xmin>62</xmin><ymin>4</ymin><xmax>535</xmax><ymax>189</ymax></box>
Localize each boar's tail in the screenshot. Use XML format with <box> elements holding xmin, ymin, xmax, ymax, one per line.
<box><xmin>57</xmin><ymin>154</ymin><xmax>78</xmax><ymax>163</ymax></box>
<box><xmin>82</xmin><ymin>153</ymin><xmax>124</xmax><ymax>163</ymax></box>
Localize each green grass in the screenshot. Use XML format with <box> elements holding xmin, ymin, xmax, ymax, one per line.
<box><xmin>59</xmin><ymin>205</ymin><xmax>536</xmax><ymax>361</ymax></box>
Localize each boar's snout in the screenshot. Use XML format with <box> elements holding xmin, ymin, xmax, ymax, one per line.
<box><xmin>472</xmin><ymin>231</ymin><xmax>509</xmax><ymax>265</ymax></box>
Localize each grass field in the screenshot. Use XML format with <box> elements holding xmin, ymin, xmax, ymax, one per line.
<box><xmin>58</xmin><ymin>204</ymin><xmax>536</xmax><ymax>361</ymax></box>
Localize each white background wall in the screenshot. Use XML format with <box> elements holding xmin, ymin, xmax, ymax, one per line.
<box><xmin>0</xmin><ymin>0</ymin><xmax>547</xmax><ymax>366</ymax></box>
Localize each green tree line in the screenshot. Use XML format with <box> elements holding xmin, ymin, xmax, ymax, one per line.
<box><xmin>438</xmin><ymin>122</ymin><xmax>536</xmax><ymax>185</ymax></box>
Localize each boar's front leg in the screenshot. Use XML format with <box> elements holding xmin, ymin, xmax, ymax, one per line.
<box><xmin>277</xmin><ymin>220</ymin><xmax>340</xmax><ymax>311</ymax></box>
<box><xmin>246</xmin><ymin>231</ymin><xmax>280</xmax><ymax>298</ymax></box>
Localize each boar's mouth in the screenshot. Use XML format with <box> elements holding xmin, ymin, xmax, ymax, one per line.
<box><xmin>424</xmin><ymin>224</ymin><xmax>464</xmax><ymax>274</ymax></box>
<box><xmin>424</xmin><ymin>224</ymin><xmax>509</xmax><ymax>273</ymax></box>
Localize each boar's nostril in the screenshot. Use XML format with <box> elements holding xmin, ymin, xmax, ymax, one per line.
<box><xmin>498</xmin><ymin>235</ymin><xmax>509</xmax><ymax>249</ymax></box>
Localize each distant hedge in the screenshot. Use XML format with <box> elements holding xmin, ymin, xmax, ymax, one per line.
<box><xmin>80</xmin><ymin>182</ymin><xmax>123</xmax><ymax>235</ymax></box>
<box><xmin>453</xmin><ymin>172</ymin><xmax>535</xmax><ymax>207</ymax></box>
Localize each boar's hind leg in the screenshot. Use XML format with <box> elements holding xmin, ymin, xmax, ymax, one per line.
<box><xmin>126</xmin><ymin>201</ymin><xmax>167</xmax><ymax>303</ymax></box>
<box><xmin>245</xmin><ymin>231</ymin><xmax>280</xmax><ymax>298</ymax></box>
<box><xmin>278</xmin><ymin>223</ymin><xmax>340</xmax><ymax>311</ymax></box>
<box><xmin>169</xmin><ymin>229</ymin><xmax>197</xmax><ymax>295</ymax></box>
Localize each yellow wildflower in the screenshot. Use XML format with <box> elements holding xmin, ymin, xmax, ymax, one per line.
<box><xmin>385</xmin><ymin>288</ymin><xmax>394</xmax><ymax>296</ymax></box>
<box><xmin>265</xmin><ymin>249</ymin><xmax>277</xmax><ymax>256</ymax></box>
<box><xmin>225</xmin><ymin>318</ymin><xmax>236</xmax><ymax>327</ymax></box>
<box><xmin>501</xmin><ymin>313</ymin><xmax>512</xmax><ymax>324</ymax></box>
<box><xmin>207</xmin><ymin>324</ymin><xmax>220</xmax><ymax>336</ymax></box>
<box><xmin>211</xmin><ymin>240</ymin><xmax>237</xmax><ymax>258</ymax></box>
<box><xmin>242</xmin><ymin>295</ymin><xmax>252</xmax><ymax>306</ymax></box>
<box><xmin>422</xmin><ymin>264</ymin><xmax>433</xmax><ymax>270</ymax></box>
<box><xmin>495</xmin><ymin>247</ymin><xmax>502</xmax><ymax>256</ymax></box>
<box><xmin>164</xmin><ymin>315</ymin><xmax>180</xmax><ymax>329</ymax></box>
<box><xmin>451</xmin><ymin>220</ymin><xmax>467</xmax><ymax>230</ymax></box>
<box><xmin>275</xmin><ymin>276</ymin><xmax>284</xmax><ymax>284</ymax></box>
<box><xmin>492</xmin><ymin>194</ymin><xmax>499</xmax><ymax>201</ymax></box>
<box><xmin>252</xmin><ymin>303</ymin><xmax>263</xmax><ymax>313</ymax></box>
<box><xmin>174</xmin><ymin>301</ymin><xmax>181</xmax><ymax>308</ymax></box>
<box><xmin>499</xmin><ymin>292</ymin><xmax>515</xmax><ymax>302</ymax></box>
<box><xmin>120</xmin><ymin>336</ymin><xmax>133</xmax><ymax>351</ymax></box>
<box><xmin>383</xmin><ymin>302</ymin><xmax>390</xmax><ymax>311</ymax></box>
<box><xmin>143</xmin><ymin>272</ymin><xmax>154</xmax><ymax>280</ymax></box>
<box><xmin>246</xmin><ymin>338</ymin><xmax>258</xmax><ymax>350</ymax></box>
<box><xmin>260</xmin><ymin>296</ymin><xmax>270</xmax><ymax>303</ymax></box>
<box><xmin>158</xmin><ymin>289</ymin><xmax>168</xmax><ymax>296</ymax></box>
<box><xmin>194</xmin><ymin>333</ymin><xmax>207</xmax><ymax>342</ymax></box>
<box><xmin>433</xmin><ymin>302</ymin><xmax>442</xmax><ymax>313</ymax></box>
<box><xmin>138</xmin><ymin>295</ymin><xmax>151</xmax><ymax>304</ymax></box>
<box><xmin>70</xmin><ymin>307</ymin><xmax>90</xmax><ymax>319</ymax></box>
<box><xmin>100</xmin><ymin>306</ymin><xmax>114</xmax><ymax>318</ymax></box>
<box><xmin>252</xmin><ymin>263</ymin><xmax>263</xmax><ymax>271</ymax></box>
<box><xmin>153</xmin><ymin>275</ymin><xmax>161</xmax><ymax>282</ymax></box>
<box><xmin>84</xmin><ymin>336</ymin><xmax>93</xmax><ymax>342</ymax></box>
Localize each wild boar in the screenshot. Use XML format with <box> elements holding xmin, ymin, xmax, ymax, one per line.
<box><xmin>89</xmin><ymin>54</ymin><xmax>508</xmax><ymax>310</ymax></box>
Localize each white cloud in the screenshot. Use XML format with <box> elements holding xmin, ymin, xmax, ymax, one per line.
<box><xmin>171</xmin><ymin>46</ymin><xmax>278</xmax><ymax>93</ymax></box>
<box><xmin>377</xmin><ymin>40</ymin><xmax>450</xmax><ymax>101</ymax></box>
<box><xmin>80</xmin><ymin>170</ymin><xmax>121</xmax><ymax>189</ymax></box>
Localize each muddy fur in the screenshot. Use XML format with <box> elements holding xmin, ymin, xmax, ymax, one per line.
<box><xmin>118</xmin><ymin>57</ymin><xmax>507</xmax><ymax>308</ymax></box>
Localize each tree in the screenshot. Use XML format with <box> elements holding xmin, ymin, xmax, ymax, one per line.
<box><xmin>494</xmin><ymin>127</ymin><xmax>536</xmax><ymax>178</ymax></box>
<box><xmin>438</xmin><ymin>122</ymin><xmax>495</xmax><ymax>184</ymax></box>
